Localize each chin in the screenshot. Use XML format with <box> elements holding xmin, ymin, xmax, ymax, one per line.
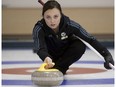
<box><xmin>51</xmin><ymin>27</ymin><xmax>57</xmax><ymax>29</ymax></box>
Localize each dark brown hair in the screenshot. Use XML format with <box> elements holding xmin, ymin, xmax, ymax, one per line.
<box><xmin>42</xmin><ymin>0</ymin><xmax>62</xmax><ymax>16</ymax></box>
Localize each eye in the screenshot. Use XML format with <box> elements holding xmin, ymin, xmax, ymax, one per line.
<box><xmin>46</xmin><ymin>16</ymin><xmax>51</xmax><ymax>19</ymax></box>
<box><xmin>54</xmin><ymin>15</ymin><xmax>58</xmax><ymax>19</ymax></box>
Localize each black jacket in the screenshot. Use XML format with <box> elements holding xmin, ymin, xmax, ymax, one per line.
<box><xmin>33</xmin><ymin>14</ymin><xmax>110</xmax><ymax>61</ymax></box>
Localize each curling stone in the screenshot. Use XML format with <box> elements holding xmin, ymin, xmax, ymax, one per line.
<box><xmin>31</xmin><ymin>63</ymin><xmax>64</xmax><ymax>86</ymax></box>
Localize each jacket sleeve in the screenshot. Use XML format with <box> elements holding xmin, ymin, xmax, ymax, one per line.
<box><xmin>32</xmin><ymin>22</ymin><xmax>52</xmax><ymax>61</ymax></box>
<box><xmin>69</xmin><ymin>20</ymin><xmax>112</xmax><ymax>59</ymax></box>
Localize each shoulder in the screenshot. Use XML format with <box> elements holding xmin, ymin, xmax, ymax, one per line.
<box><xmin>33</xmin><ymin>19</ymin><xmax>44</xmax><ymax>36</ymax></box>
<box><xmin>34</xmin><ymin>19</ymin><xmax>44</xmax><ymax>29</ymax></box>
<box><xmin>33</xmin><ymin>19</ymin><xmax>45</xmax><ymax>30</ymax></box>
<box><xmin>62</xmin><ymin>15</ymin><xmax>81</xmax><ymax>29</ymax></box>
<box><xmin>68</xmin><ymin>20</ymin><xmax>81</xmax><ymax>29</ymax></box>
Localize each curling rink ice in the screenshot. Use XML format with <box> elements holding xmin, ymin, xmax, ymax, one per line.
<box><xmin>2</xmin><ymin>48</ymin><xmax>114</xmax><ymax>87</ymax></box>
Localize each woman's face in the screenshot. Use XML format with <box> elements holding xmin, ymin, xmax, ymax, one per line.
<box><xmin>43</xmin><ymin>8</ymin><xmax>61</xmax><ymax>30</ymax></box>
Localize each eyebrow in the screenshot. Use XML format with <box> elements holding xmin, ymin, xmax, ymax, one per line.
<box><xmin>45</xmin><ymin>14</ymin><xmax>59</xmax><ymax>17</ymax></box>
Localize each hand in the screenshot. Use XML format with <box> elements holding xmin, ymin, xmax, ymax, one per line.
<box><xmin>104</xmin><ymin>55</ymin><xmax>114</xmax><ymax>69</ymax></box>
<box><xmin>44</xmin><ymin>57</ymin><xmax>55</xmax><ymax>69</ymax></box>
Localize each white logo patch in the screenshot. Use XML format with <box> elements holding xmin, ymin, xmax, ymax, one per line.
<box><xmin>61</xmin><ymin>32</ymin><xmax>68</xmax><ymax>40</ymax></box>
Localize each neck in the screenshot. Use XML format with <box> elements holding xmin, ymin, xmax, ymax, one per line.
<box><xmin>52</xmin><ymin>27</ymin><xmax>59</xmax><ymax>33</ymax></box>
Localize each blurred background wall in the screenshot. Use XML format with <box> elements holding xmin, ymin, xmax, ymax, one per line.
<box><xmin>2</xmin><ymin>0</ymin><xmax>114</xmax><ymax>48</ymax></box>
<box><xmin>2</xmin><ymin>8</ymin><xmax>114</xmax><ymax>35</ymax></box>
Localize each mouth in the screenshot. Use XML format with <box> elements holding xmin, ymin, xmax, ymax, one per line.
<box><xmin>51</xmin><ymin>24</ymin><xmax>56</xmax><ymax>27</ymax></box>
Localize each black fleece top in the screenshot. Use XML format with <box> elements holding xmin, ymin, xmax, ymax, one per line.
<box><xmin>33</xmin><ymin>14</ymin><xmax>110</xmax><ymax>61</ymax></box>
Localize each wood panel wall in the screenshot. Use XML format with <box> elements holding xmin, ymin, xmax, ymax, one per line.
<box><xmin>2</xmin><ymin>8</ymin><xmax>114</xmax><ymax>35</ymax></box>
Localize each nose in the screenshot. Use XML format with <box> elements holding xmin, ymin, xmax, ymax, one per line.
<box><xmin>51</xmin><ymin>18</ymin><xmax>55</xmax><ymax>23</ymax></box>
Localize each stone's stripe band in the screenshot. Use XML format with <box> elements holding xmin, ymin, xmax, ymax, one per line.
<box><xmin>32</xmin><ymin>77</ymin><xmax>63</xmax><ymax>81</ymax></box>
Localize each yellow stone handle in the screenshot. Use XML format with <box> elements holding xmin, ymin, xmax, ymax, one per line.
<box><xmin>37</xmin><ymin>63</ymin><xmax>59</xmax><ymax>71</ymax></box>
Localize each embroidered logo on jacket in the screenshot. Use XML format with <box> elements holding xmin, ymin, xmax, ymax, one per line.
<box><xmin>61</xmin><ymin>32</ymin><xmax>68</xmax><ymax>40</ymax></box>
